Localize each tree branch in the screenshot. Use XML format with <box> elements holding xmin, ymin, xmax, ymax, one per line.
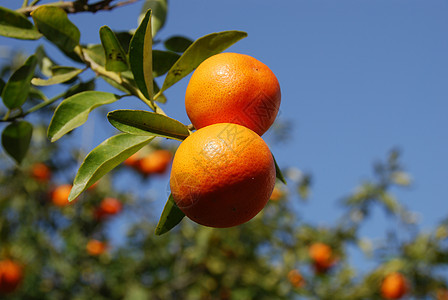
<box><xmin>17</xmin><ymin>0</ymin><xmax>141</xmax><ymax>17</ymax></box>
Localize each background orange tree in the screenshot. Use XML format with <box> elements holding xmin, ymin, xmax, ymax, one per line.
<box><xmin>1</xmin><ymin>1</ymin><xmax>448</xmax><ymax>299</ymax></box>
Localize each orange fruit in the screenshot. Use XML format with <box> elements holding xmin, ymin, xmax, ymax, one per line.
<box><xmin>99</xmin><ymin>197</ymin><xmax>122</xmax><ymax>215</ymax></box>
<box><xmin>287</xmin><ymin>269</ymin><xmax>305</xmax><ymax>288</ymax></box>
<box><xmin>270</xmin><ymin>186</ymin><xmax>284</xmax><ymax>201</ymax></box>
<box><xmin>170</xmin><ymin>123</ymin><xmax>276</xmax><ymax>228</ymax></box>
<box><xmin>30</xmin><ymin>162</ymin><xmax>51</xmax><ymax>182</ymax></box>
<box><xmin>86</xmin><ymin>240</ymin><xmax>107</xmax><ymax>256</ymax></box>
<box><xmin>51</xmin><ymin>184</ymin><xmax>75</xmax><ymax>207</ymax></box>
<box><xmin>380</xmin><ymin>272</ymin><xmax>408</xmax><ymax>299</ymax></box>
<box><xmin>437</xmin><ymin>289</ymin><xmax>448</xmax><ymax>300</ymax></box>
<box><xmin>308</xmin><ymin>242</ymin><xmax>336</xmax><ymax>273</ymax></box>
<box><xmin>0</xmin><ymin>260</ymin><xmax>23</xmax><ymax>294</ymax></box>
<box><xmin>185</xmin><ymin>52</ymin><xmax>281</xmax><ymax>136</ymax></box>
<box><xmin>124</xmin><ymin>152</ymin><xmax>140</xmax><ymax>167</ymax></box>
<box><xmin>138</xmin><ymin>150</ymin><xmax>172</xmax><ymax>175</ymax></box>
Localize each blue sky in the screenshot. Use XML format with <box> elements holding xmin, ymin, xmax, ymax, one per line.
<box><xmin>2</xmin><ymin>0</ymin><xmax>448</xmax><ymax>271</ymax></box>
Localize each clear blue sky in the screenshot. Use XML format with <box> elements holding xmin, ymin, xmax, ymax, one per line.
<box><xmin>2</xmin><ymin>0</ymin><xmax>448</xmax><ymax>270</ymax></box>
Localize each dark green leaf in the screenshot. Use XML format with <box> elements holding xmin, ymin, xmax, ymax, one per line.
<box><xmin>84</xmin><ymin>44</ymin><xmax>106</xmax><ymax>67</ymax></box>
<box><xmin>63</xmin><ymin>80</ymin><xmax>96</xmax><ymax>99</ymax></box>
<box><xmin>28</xmin><ymin>86</ymin><xmax>48</xmax><ymax>102</ymax></box>
<box><xmin>140</xmin><ymin>0</ymin><xmax>167</xmax><ymax>37</ymax></box>
<box><xmin>100</xmin><ymin>26</ymin><xmax>129</xmax><ymax>72</ymax></box>
<box><xmin>115</xmin><ymin>31</ymin><xmax>133</xmax><ymax>53</ymax></box>
<box><xmin>164</xmin><ymin>36</ymin><xmax>193</xmax><ymax>53</ymax></box>
<box><xmin>155</xmin><ymin>194</ymin><xmax>185</xmax><ymax>235</ymax></box>
<box><xmin>0</xmin><ymin>6</ymin><xmax>42</xmax><ymax>40</ymax></box>
<box><xmin>35</xmin><ymin>45</ymin><xmax>57</xmax><ymax>77</ymax></box>
<box><xmin>107</xmin><ymin>110</ymin><xmax>190</xmax><ymax>141</ymax></box>
<box><xmin>69</xmin><ymin>134</ymin><xmax>154</xmax><ymax>201</ymax></box>
<box><xmin>31</xmin><ymin>67</ymin><xmax>83</xmax><ymax>86</ymax></box>
<box><xmin>129</xmin><ymin>9</ymin><xmax>153</xmax><ymax>100</ymax></box>
<box><xmin>48</xmin><ymin>91</ymin><xmax>120</xmax><ymax>142</ymax></box>
<box><xmin>155</xmin><ymin>31</ymin><xmax>247</xmax><ymax>99</ymax></box>
<box><xmin>272</xmin><ymin>153</ymin><xmax>287</xmax><ymax>184</ymax></box>
<box><xmin>31</xmin><ymin>6</ymin><xmax>80</xmax><ymax>54</ymax></box>
<box><xmin>1</xmin><ymin>121</ymin><xmax>33</xmax><ymax>164</ymax></box>
<box><xmin>152</xmin><ymin>50</ymin><xmax>180</xmax><ymax>77</ymax></box>
<box><xmin>2</xmin><ymin>55</ymin><xmax>38</xmax><ymax>109</ymax></box>
<box><xmin>0</xmin><ymin>78</ymin><xmax>4</xmax><ymax>95</ymax></box>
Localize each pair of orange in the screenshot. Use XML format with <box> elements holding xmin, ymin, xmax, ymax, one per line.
<box><xmin>169</xmin><ymin>53</ymin><xmax>281</xmax><ymax>228</ymax></box>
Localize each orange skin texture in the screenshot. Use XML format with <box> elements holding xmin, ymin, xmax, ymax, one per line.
<box><xmin>86</xmin><ymin>240</ymin><xmax>107</xmax><ymax>256</ymax></box>
<box><xmin>308</xmin><ymin>242</ymin><xmax>336</xmax><ymax>273</ymax></box>
<box><xmin>51</xmin><ymin>184</ymin><xmax>74</xmax><ymax>207</ymax></box>
<box><xmin>381</xmin><ymin>272</ymin><xmax>408</xmax><ymax>299</ymax></box>
<box><xmin>0</xmin><ymin>260</ymin><xmax>23</xmax><ymax>294</ymax></box>
<box><xmin>170</xmin><ymin>123</ymin><xmax>276</xmax><ymax>228</ymax></box>
<box><xmin>287</xmin><ymin>269</ymin><xmax>305</xmax><ymax>288</ymax></box>
<box><xmin>138</xmin><ymin>150</ymin><xmax>172</xmax><ymax>175</ymax></box>
<box><xmin>185</xmin><ymin>53</ymin><xmax>281</xmax><ymax>136</ymax></box>
<box><xmin>31</xmin><ymin>163</ymin><xmax>51</xmax><ymax>182</ymax></box>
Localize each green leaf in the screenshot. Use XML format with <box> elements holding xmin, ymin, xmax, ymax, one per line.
<box><xmin>153</xmin><ymin>80</ymin><xmax>166</xmax><ymax>103</ymax></box>
<box><xmin>2</xmin><ymin>55</ymin><xmax>38</xmax><ymax>109</ymax></box>
<box><xmin>63</xmin><ymin>80</ymin><xmax>96</xmax><ymax>99</ymax></box>
<box><xmin>31</xmin><ymin>6</ymin><xmax>80</xmax><ymax>54</ymax></box>
<box><xmin>35</xmin><ymin>45</ymin><xmax>57</xmax><ymax>77</ymax></box>
<box><xmin>272</xmin><ymin>153</ymin><xmax>287</xmax><ymax>185</ymax></box>
<box><xmin>31</xmin><ymin>67</ymin><xmax>84</xmax><ymax>86</ymax></box>
<box><xmin>155</xmin><ymin>194</ymin><xmax>185</xmax><ymax>235</ymax></box>
<box><xmin>152</xmin><ymin>50</ymin><xmax>180</xmax><ymax>77</ymax></box>
<box><xmin>48</xmin><ymin>91</ymin><xmax>120</xmax><ymax>142</ymax></box>
<box><xmin>155</xmin><ymin>30</ymin><xmax>247</xmax><ymax>98</ymax></box>
<box><xmin>28</xmin><ymin>86</ymin><xmax>48</xmax><ymax>102</ymax></box>
<box><xmin>164</xmin><ymin>36</ymin><xmax>193</xmax><ymax>53</ymax></box>
<box><xmin>139</xmin><ymin>0</ymin><xmax>167</xmax><ymax>38</ymax></box>
<box><xmin>1</xmin><ymin>121</ymin><xmax>33</xmax><ymax>164</ymax></box>
<box><xmin>107</xmin><ymin>110</ymin><xmax>190</xmax><ymax>141</ymax></box>
<box><xmin>69</xmin><ymin>134</ymin><xmax>154</xmax><ymax>201</ymax></box>
<box><xmin>115</xmin><ymin>31</ymin><xmax>133</xmax><ymax>53</ymax></box>
<box><xmin>84</xmin><ymin>44</ymin><xmax>106</xmax><ymax>67</ymax></box>
<box><xmin>0</xmin><ymin>78</ymin><xmax>4</xmax><ymax>96</ymax></box>
<box><xmin>0</xmin><ymin>6</ymin><xmax>42</xmax><ymax>40</ymax></box>
<box><xmin>129</xmin><ymin>9</ymin><xmax>153</xmax><ymax>100</ymax></box>
<box><xmin>100</xmin><ymin>26</ymin><xmax>129</xmax><ymax>72</ymax></box>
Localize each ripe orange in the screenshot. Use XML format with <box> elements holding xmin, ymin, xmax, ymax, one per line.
<box><xmin>185</xmin><ymin>52</ymin><xmax>281</xmax><ymax>136</ymax></box>
<box><xmin>437</xmin><ymin>289</ymin><xmax>448</xmax><ymax>300</ymax></box>
<box><xmin>0</xmin><ymin>260</ymin><xmax>23</xmax><ymax>294</ymax></box>
<box><xmin>124</xmin><ymin>152</ymin><xmax>140</xmax><ymax>167</ymax></box>
<box><xmin>30</xmin><ymin>162</ymin><xmax>51</xmax><ymax>182</ymax></box>
<box><xmin>51</xmin><ymin>184</ymin><xmax>75</xmax><ymax>207</ymax></box>
<box><xmin>270</xmin><ymin>186</ymin><xmax>284</xmax><ymax>201</ymax></box>
<box><xmin>380</xmin><ymin>272</ymin><xmax>408</xmax><ymax>299</ymax></box>
<box><xmin>86</xmin><ymin>240</ymin><xmax>107</xmax><ymax>256</ymax></box>
<box><xmin>138</xmin><ymin>150</ymin><xmax>172</xmax><ymax>175</ymax></box>
<box><xmin>308</xmin><ymin>242</ymin><xmax>336</xmax><ymax>273</ymax></box>
<box><xmin>99</xmin><ymin>197</ymin><xmax>122</xmax><ymax>215</ymax></box>
<box><xmin>170</xmin><ymin>123</ymin><xmax>276</xmax><ymax>228</ymax></box>
<box><xmin>287</xmin><ymin>269</ymin><xmax>305</xmax><ymax>288</ymax></box>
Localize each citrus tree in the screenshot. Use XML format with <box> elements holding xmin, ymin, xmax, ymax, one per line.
<box><xmin>0</xmin><ymin>1</ymin><xmax>448</xmax><ymax>299</ymax></box>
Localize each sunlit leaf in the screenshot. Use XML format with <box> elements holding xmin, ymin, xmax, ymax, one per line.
<box><xmin>100</xmin><ymin>26</ymin><xmax>129</xmax><ymax>72</ymax></box>
<box><xmin>48</xmin><ymin>91</ymin><xmax>120</xmax><ymax>142</ymax></box>
<box><xmin>107</xmin><ymin>109</ymin><xmax>190</xmax><ymax>141</ymax></box>
<box><xmin>0</xmin><ymin>6</ymin><xmax>42</xmax><ymax>40</ymax></box>
<box><xmin>129</xmin><ymin>9</ymin><xmax>153</xmax><ymax>100</ymax></box>
<box><xmin>1</xmin><ymin>121</ymin><xmax>33</xmax><ymax>164</ymax></box>
<box><xmin>139</xmin><ymin>0</ymin><xmax>167</xmax><ymax>37</ymax></box>
<box><xmin>155</xmin><ymin>30</ymin><xmax>247</xmax><ymax>98</ymax></box>
<box><xmin>83</xmin><ymin>44</ymin><xmax>106</xmax><ymax>67</ymax></box>
<box><xmin>164</xmin><ymin>36</ymin><xmax>193</xmax><ymax>53</ymax></box>
<box><xmin>69</xmin><ymin>134</ymin><xmax>154</xmax><ymax>201</ymax></box>
<box><xmin>31</xmin><ymin>6</ymin><xmax>80</xmax><ymax>53</ymax></box>
<box><xmin>2</xmin><ymin>55</ymin><xmax>37</xmax><ymax>109</ymax></box>
<box><xmin>155</xmin><ymin>194</ymin><xmax>185</xmax><ymax>235</ymax></box>
<box><xmin>31</xmin><ymin>67</ymin><xmax>84</xmax><ymax>86</ymax></box>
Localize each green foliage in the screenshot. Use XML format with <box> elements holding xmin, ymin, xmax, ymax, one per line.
<box><xmin>0</xmin><ymin>6</ymin><xmax>41</xmax><ymax>40</ymax></box>
<box><xmin>155</xmin><ymin>194</ymin><xmax>185</xmax><ymax>235</ymax></box>
<box><xmin>1</xmin><ymin>120</ymin><xmax>33</xmax><ymax>164</ymax></box>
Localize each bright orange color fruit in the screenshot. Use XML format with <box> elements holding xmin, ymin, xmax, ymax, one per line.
<box><xmin>124</xmin><ymin>152</ymin><xmax>140</xmax><ymax>167</ymax></box>
<box><xmin>0</xmin><ymin>260</ymin><xmax>23</xmax><ymax>294</ymax></box>
<box><xmin>437</xmin><ymin>289</ymin><xmax>448</xmax><ymax>300</ymax></box>
<box><xmin>170</xmin><ymin>123</ymin><xmax>276</xmax><ymax>228</ymax></box>
<box><xmin>86</xmin><ymin>240</ymin><xmax>107</xmax><ymax>256</ymax></box>
<box><xmin>30</xmin><ymin>163</ymin><xmax>51</xmax><ymax>182</ymax></box>
<box><xmin>309</xmin><ymin>242</ymin><xmax>336</xmax><ymax>273</ymax></box>
<box><xmin>270</xmin><ymin>186</ymin><xmax>284</xmax><ymax>201</ymax></box>
<box><xmin>185</xmin><ymin>53</ymin><xmax>281</xmax><ymax>136</ymax></box>
<box><xmin>287</xmin><ymin>269</ymin><xmax>305</xmax><ymax>288</ymax></box>
<box><xmin>381</xmin><ymin>272</ymin><xmax>408</xmax><ymax>299</ymax></box>
<box><xmin>99</xmin><ymin>197</ymin><xmax>122</xmax><ymax>215</ymax></box>
<box><xmin>138</xmin><ymin>150</ymin><xmax>172</xmax><ymax>175</ymax></box>
<box><xmin>51</xmin><ymin>184</ymin><xmax>74</xmax><ymax>207</ymax></box>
